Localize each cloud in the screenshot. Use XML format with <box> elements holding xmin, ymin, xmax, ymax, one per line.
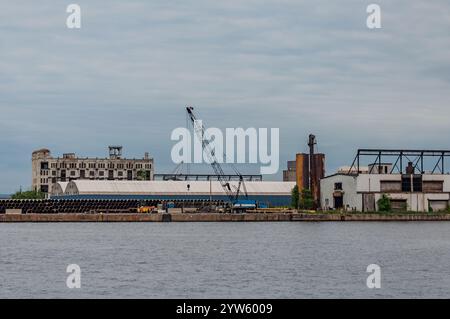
<box><xmin>0</xmin><ymin>1</ymin><xmax>450</xmax><ymax>192</ymax></box>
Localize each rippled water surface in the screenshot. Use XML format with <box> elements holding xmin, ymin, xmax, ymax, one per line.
<box><xmin>1</xmin><ymin>222</ymin><xmax>450</xmax><ymax>298</ymax></box>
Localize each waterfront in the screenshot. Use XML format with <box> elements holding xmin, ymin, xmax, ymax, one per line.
<box><xmin>3</xmin><ymin>212</ymin><xmax>450</xmax><ymax>222</ymax></box>
<box><xmin>1</xmin><ymin>222</ymin><xmax>450</xmax><ymax>298</ymax></box>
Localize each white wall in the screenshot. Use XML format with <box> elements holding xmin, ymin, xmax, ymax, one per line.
<box><xmin>321</xmin><ymin>174</ymin><xmax>450</xmax><ymax>212</ymax></box>
<box><xmin>373</xmin><ymin>192</ymin><xmax>449</xmax><ymax>212</ymax></box>
<box><xmin>356</xmin><ymin>174</ymin><xmax>401</xmax><ymax>193</ymax></box>
<box><xmin>320</xmin><ymin>175</ymin><xmax>360</xmax><ymax>211</ymax></box>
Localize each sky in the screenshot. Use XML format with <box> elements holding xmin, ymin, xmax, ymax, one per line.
<box><xmin>0</xmin><ymin>1</ymin><xmax>450</xmax><ymax>193</ymax></box>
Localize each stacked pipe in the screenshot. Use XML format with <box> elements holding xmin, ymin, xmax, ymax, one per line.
<box><xmin>0</xmin><ymin>199</ymin><xmax>225</xmax><ymax>214</ymax></box>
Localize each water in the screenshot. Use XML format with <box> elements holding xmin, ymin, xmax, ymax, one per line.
<box><xmin>1</xmin><ymin>222</ymin><xmax>450</xmax><ymax>298</ymax></box>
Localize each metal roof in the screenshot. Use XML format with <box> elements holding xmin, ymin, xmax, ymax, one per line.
<box><xmin>64</xmin><ymin>180</ymin><xmax>295</xmax><ymax>196</ymax></box>
<box><xmin>51</xmin><ymin>182</ymin><xmax>69</xmax><ymax>196</ymax></box>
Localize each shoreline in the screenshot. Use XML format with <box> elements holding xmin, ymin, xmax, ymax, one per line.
<box><xmin>2</xmin><ymin>212</ymin><xmax>450</xmax><ymax>222</ymax></box>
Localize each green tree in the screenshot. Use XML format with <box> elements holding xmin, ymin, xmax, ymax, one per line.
<box><xmin>291</xmin><ymin>185</ymin><xmax>299</xmax><ymax>209</ymax></box>
<box><xmin>377</xmin><ymin>194</ymin><xmax>391</xmax><ymax>212</ymax></box>
<box><xmin>136</xmin><ymin>169</ymin><xmax>148</xmax><ymax>181</ymax></box>
<box><xmin>299</xmin><ymin>188</ymin><xmax>315</xmax><ymax>210</ymax></box>
<box><xmin>11</xmin><ymin>189</ymin><xmax>45</xmax><ymax>199</ymax></box>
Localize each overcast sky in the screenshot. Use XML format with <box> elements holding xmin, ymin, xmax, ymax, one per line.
<box><xmin>1</xmin><ymin>1</ymin><xmax>450</xmax><ymax>193</ymax></box>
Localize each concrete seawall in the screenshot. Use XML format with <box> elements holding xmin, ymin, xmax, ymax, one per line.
<box><xmin>1</xmin><ymin>213</ymin><xmax>450</xmax><ymax>222</ymax></box>
<box><xmin>291</xmin><ymin>213</ymin><xmax>450</xmax><ymax>222</ymax></box>
<box><xmin>0</xmin><ymin>213</ymin><xmax>163</xmax><ymax>222</ymax></box>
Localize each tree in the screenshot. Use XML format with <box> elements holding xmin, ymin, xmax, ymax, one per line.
<box><xmin>377</xmin><ymin>194</ymin><xmax>391</xmax><ymax>212</ymax></box>
<box><xmin>299</xmin><ymin>188</ymin><xmax>315</xmax><ymax>210</ymax></box>
<box><xmin>291</xmin><ymin>185</ymin><xmax>299</xmax><ymax>209</ymax></box>
<box><xmin>136</xmin><ymin>169</ymin><xmax>148</xmax><ymax>181</ymax></box>
<box><xmin>11</xmin><ymin>189</ymin><xmax>45</xmax><ymax>199</ymax></box>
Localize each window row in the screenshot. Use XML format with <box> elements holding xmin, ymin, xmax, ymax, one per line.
<box><xmin>44</xmin><ymin>162</ymin><xmax>152</xmax><ymax>170</ymax></box>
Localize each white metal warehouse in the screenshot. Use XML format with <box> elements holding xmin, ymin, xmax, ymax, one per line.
<box><xmin>52</xmin><ymin>180</ymin><xmax>296</xmax><ymax>207</ymax></box>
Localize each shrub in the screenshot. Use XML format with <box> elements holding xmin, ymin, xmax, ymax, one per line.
<box><xmin>377</xmin><ymin>194</ymin><xmax>391</xmax><ymax>212</ymax></box>
<box><xmin>291</xmin><ymin>185</ymin><xmax>299</xmax><ymax>208</ymax></box>
<box><xmin>11</xmin><ymin>189</ymin><xmax>45</xmax><ymax>199</ymax></box>
<box><xmin>300</xmin><ymin>188</ymin><xmax>315</xmax><ymax>210</ymax></box>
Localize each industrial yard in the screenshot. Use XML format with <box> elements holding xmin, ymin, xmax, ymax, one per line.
<box><xmin>2</xmin><ymin>107</ymin><xmax>450</xmax><ymax>220</ymax></box>
<box><xmin>3</xmin><ymin>144</ymin><xmax>450</xmax><ymax>220</ymax></box>
<box><xmin>3</xmin><ymin>143</ymin><xmax>450</xmax><ymax>219</ymax></box>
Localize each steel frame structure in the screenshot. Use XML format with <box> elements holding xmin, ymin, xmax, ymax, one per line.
<box><xmin>154</xmin><ymin>174</ymin><xmax>262</xmax><ymax>181</ymax></box>
<box><xmin>348</xmin><ymin>149</ymin><xmax>450</xmax><ymax>175</ymax></box>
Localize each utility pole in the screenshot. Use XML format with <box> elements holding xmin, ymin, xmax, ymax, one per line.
<box><xmin>209</xmin><ymin>178</ymin><xmax>212</xmax><ymax>211</ymax></box>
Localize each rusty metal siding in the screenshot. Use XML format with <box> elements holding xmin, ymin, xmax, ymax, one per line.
<box><xmin>295</xmin><ymin>153</ymin><xmax>309</xmax><ymax>190</ymax></box>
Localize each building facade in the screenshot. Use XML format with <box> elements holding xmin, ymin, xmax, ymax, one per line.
<box><xmin>32</xmin><ymin>146</ymin><xmax>154</xmax><ymax>194</ymax></box>
<box><xmin>320</xmin><ymin>170</ymin><xmax>450</xmax><ymax>212</ymax></box>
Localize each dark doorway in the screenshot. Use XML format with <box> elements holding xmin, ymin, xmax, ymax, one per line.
<box><xmin>334</xmin><ymin>196</ymin><xmax>343</xmax><ymax>209</ymax></box>
<box><xmin>127</xmin><ymin>170</ymin><xmax>133</xmax><ymax>180</ymax></box>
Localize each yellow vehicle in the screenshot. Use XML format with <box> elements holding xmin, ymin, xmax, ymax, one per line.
<box><xmin>138</xmin><ymin>206</ymin><xmax>156</xmax><ymax>213</ymax></box>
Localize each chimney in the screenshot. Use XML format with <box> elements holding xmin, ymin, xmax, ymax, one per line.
<box><xmin>406</xmin><ymin>161</ymin><xmax>415</xmax><ymax>174</ymax></box>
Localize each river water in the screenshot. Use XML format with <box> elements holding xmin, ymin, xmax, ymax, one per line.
<box><xmin>1</xmin><ymin>222</ymin><xmax>449</xmax><ymax>298</ymax></box>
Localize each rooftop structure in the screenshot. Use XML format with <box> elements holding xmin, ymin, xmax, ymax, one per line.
<box><xmin>348</xmin><ymin>149</ymin><xmax>450</xmax><ymax>175</ymax></box>
<box><xmin>154</xmin><ymin>173</ymin><xmax>262</xmax><ymax>181</ymax></box>
<box><xmin>337</xmin><ymin>166</ymin><xmax>369</xmax><ymax>174</ymax></box>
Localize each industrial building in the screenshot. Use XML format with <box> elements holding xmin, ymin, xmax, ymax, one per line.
<box><xmin>32</xmin><ymin>146</ymin><xmax>154</xmax><ymax>195</ymax></box>
<box><xmin>320</xmin><ymin>149</ymin><xmax>450</xmax><ymax>212</ymax></box>
<box><xmin>51</xmin><ymin>180</ymin><xmax>296</xmax><ymax>207</ymax></box>
<box><xmin>283</xmin><ymin>135</ymin><xmax>325</xmax><ymax>206</ymax></box>
<box><xmin>282</xmin><ymin>161</ymin><xmax>296</xmax><ymax>182</ymax></box>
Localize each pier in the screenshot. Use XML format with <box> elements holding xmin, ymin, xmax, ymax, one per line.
<box><xmin>2</xmin><ymin>212</ymin><xmax>450</xmax><ymax>222</ymax></box>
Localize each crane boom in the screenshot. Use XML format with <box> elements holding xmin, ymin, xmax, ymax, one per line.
<box><xmin>186</xmin><ymin>106</ymin><xmax>246</xmax><ymax>203</ymax></box>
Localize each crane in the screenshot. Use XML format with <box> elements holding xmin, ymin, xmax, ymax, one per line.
<box><xmin>185</xmin><ymin>106</ymin><xmax>249</xmax><ymax>208</ymax></box>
